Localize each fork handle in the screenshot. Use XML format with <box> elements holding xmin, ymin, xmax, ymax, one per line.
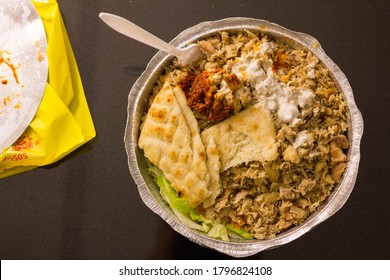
<box><xmin>99</xmin><ymin>13</ymin><xmax>183</xmax><ymax>57</ymax></box>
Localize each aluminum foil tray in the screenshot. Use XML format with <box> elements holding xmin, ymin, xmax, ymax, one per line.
<box><xmin>124</xmin><ymin>17</ymin><xmax>363</xmax><ymax>257</ymax></box>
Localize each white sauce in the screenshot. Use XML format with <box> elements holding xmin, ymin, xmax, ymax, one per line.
<box><xmin>215</xmin><ymin>80</ymin><xmax>233</xmax><ymax>105</ymax></box>
<box><xmin>294</xmin><ymin>130</ymin><xmax>310</xmax><ymax>148</ymax></box>
<box><xmin>229</xmin><ymin>43</ymin><xmax>315</xmax><ymax>126</ymax></box>
<box><xmin>297</xmin><ymin>88</ymin><xmax>315</xmax><ymax>108</ymax></box>
<box><xmin>259</xmin><ymin>41</ymin><xmax>275</xmax><ymax>55</ymax></box>
<box><xmin>307</xmin><ymin>68</ymin><xmax>316</xmax><ymax>79</ymax></box>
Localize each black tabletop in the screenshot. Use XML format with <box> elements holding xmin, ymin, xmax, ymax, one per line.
<box><xmin>1</xmin><ymin>0</ymin><xmax>389</xmax><ymax>260</ymax></box>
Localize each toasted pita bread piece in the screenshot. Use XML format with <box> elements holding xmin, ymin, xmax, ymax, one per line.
<box><xmin>138</xmin><ymin>83</ymin><xmax>211</xmax><ymax>207</ymax></box>
<box><xmin>201</xmin><ymin>135</ymin><xmax>222</xmax><ymax>208</ymax></box>
<box><xmin>201</xmin><ymin>104</ymin><xmax>278</xmax><ymax>172</ymax></box>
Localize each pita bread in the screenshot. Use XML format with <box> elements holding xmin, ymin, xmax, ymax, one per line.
<box><xmin>202</xmin><ymin>135</ymin><xmax>221</xmax><ymax>208</ymax></box>
<box><xmin>201</xmin><ymin>104</ymin><xmax>278</xmax><ymax>172</ymax></box>
<box><xmin>138</xmin><ymin>83</ymin><xmax>211</xmax><ymax>207</ymax></box>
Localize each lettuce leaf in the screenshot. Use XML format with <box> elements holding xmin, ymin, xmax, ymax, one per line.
<box><xmin>147</xmin><ymin>163</ymin><xmax>229</xmax><ymax>240</ymax></box>
<box><xmin>226</xmin><ymin>224</ymin><xmax>254</xmax><ymax>240</ymax></box>
<box><xmin>207</xmin><ymin>224</ymin><xmax>229</xmax><ymax>241</ymax></box>
<box><xmin>172</xmin><ymin>208</ymin><xmax>209</xmax><ymax>232</ymax></box>
<box><xmin>148</xmin><ymin>164</ymin><xmax>190</xmax><ymax>214</ymax></box>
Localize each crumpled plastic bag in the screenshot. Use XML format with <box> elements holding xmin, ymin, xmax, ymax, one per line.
<box><xmin>0</xmin><ymin>0</ymin><xmax>96</xmax><ymax>178</ymax></box>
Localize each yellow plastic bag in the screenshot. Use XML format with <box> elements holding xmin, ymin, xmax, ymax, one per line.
<box><xmin>0</xmin><ymin>0</ymin><xmax>96</xmax><ymax>178</ymax></box>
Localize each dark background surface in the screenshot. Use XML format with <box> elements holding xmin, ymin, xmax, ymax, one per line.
<box><xmin>1</xmin><ymin>0</ymin><xmax>389</xmax><ymax>259</ymax></box>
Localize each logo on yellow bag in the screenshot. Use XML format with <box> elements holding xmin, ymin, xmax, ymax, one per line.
<box><xmin>2</xmin><ymin>132</ymin><xmax>38</xmax><ymax>162</ymax></box>
<box><xmin>11</xmin><ymin>132</ymin><xmax>38</xmax><ymax>151</ymax></box>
